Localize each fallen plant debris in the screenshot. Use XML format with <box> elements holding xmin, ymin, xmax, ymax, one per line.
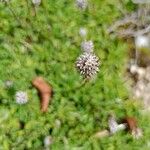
<box><xmin>108</xmin><ymin>3</ymin><xmax>150</xmax><ymax>100</ymax></box>
<box><xmin>108</xmin><ymin>114</ymin><xmax>126</xmax><ymax>135</ymax></box>
<box><xmin>108</xmin><ymin>3</ymin><xmax>150</xmax><ymax>38</ymax></box>
<box><xmin>32</xmin><ymin>77</ymin><xmax>53</xmax><ymax>112</ymax></box>
<box><xmin>129</xmin><ymin>62</ymin><xmax>150</xmax><ymax>111</ymax></box>
<box><xmin>94</xmin><ymin>115</ymin><xmax>142</xmax><ymax>139</ymax></box>
<box><xmin>94</xmin><ymin>129</ymin><xmax>110</xmax><ymax>138</ymax></box>
<box><xmin>94</xmin><ymin>115</ymin><xmax>125</xmax><ymax>138</ymax></box>
<box><xmin>122</xmin><ymin>117</ymin><xmax>143</xmax><ymax>139</ymax></box>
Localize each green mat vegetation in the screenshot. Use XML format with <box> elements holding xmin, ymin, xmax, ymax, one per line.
<box><xmin>0</xmin><ymin>0</ymin><xmax>150</xmax><ymax>149</ymax></box>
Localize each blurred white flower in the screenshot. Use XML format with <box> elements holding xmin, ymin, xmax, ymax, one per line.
<box><xmin>32</xmin><ymin>0</ymin><xmax>41</xmax><ymax>6</ymax></box>
<box><xmin>76</xmin><ymin>52</ymin><xmax>100</xmax><ymax>79</ymax></box>
<box><xmin>76</xmin><ymin>0</ymin><xmax>88</xmax><ymax>10</ymax></box>
<box><xmin>15</xmin><ymin>91</ymin><xmax>28</xmax><ymax>104</ymax></box>
<box><xmin>81</xmin><ymin>40</ymin><xmax>94</xmax><ymax>53</ymax></box>
<box><xmin>55</xmin><ymin>119</ymin><xmax>61</xmax><ymax>128</ymax></box>
<box><xmin>44</xmin><ymin>136</ymin><xmax>52</xmax><ymax>148</ymax></box>
<box><xmin>79</xmin><ymin>28</ymin><xmax>87</xmax><ymax>38</ymax></box>
<box><xmin>135</xmin><ymin>35</ymin><xmax>150</xmax><ymax>50</ymax></box>
<box><xmin>5</xmin><ymin>80</ymin><xmax>13</xmax><ymax>88</ymax></box>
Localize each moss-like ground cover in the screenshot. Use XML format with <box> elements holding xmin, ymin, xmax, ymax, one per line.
<box><xmin>0</xmin><ymin>0</ymin><xmax>150</xmax><ymax>149</ymax></box>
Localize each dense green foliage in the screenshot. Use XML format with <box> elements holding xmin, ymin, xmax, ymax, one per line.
<box><xmin>0</xmin><ymin>0</ymin><xmax>150</xmax><ymax>149</ymax></box>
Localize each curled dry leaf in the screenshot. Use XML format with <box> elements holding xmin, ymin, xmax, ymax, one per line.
<box><xmin>94</xmin><ymin>115</ymin><xmax>126</xmax><ymax>139</ymax></box>
<box><xmin>32</xmin><ymin>77</ymin><xmax>53</xmax><ymax>112</ymax></box>
<box><xmin>122</xmin><ymin>117</ymin><xmax>143</xmax><ymax>139</ymax></box>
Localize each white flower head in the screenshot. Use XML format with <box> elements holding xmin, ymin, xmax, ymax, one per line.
<box><xmin>76</xmin><ymin>0</ymin><xmax>88</xmax><ymax>10</ymax></box>
<box><xmin>79</xmin><ymin>28</ymin><xmax>87</xmax><ymax>38</ymax></box>
<box><xmin>32</xmin><ymin>0</ymin><xmax>41</xmax><ymax>6</ymax></box>
<box><xmin>55</xmin><ymin>119</ymin><xmax>61</xmax><ymax>128</ymax></box>
<box><xmin>81</xmin><ymin>40</ymin><xmax>94</xmax><ymax>53</ymax></box>
<box><xmin>135</xmin><ymin>35</ymin><xmax>150</xmax><ymax>50</ymax></box>
<box><xmin>15</xmin><ymin>91</ymin><xmax>28</xmax><ymax>104</ymax></box>
<box><xmin>5</xmin><ymin>80</ymin><xmax>13</xmax><ymax>88</ymax></box>
<box><xmin>44</xmin><ymin>136</ymin><xmax>52</xmax><ymax>147</ymax></box>
<box><xmin>76</xmin><ymin>52</ymin><xmax>100</xmax><ymax>79</ymax></box>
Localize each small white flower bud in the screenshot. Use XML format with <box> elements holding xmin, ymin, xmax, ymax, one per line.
<box><xmin>76</xmin><ymin>0</ymin><xmax>88</xmax><ymax>10</ymax></box>
<box><xmin>32</xmin><ymin>0</ymin><xmax>41</xmax><ymax>6</ymax></box>
<box><xmin>5</xmin><ymin>80</ymin><xmax>13</xmax><ymax>88</ymax></box>
<box><xmin>15</xmin><ymin>91</ymin><xmax>28</xmax><ymax>104</ymax></box>
<box><xmin>79</xmin><ymin>28</ymin><xmax>87</xmax><ymax>38</ymax></box>
<box><xmin>44</xmin><ymin>136</ymin><xmax>52</xmax><ymax>147</ymax></box>
<box><xmin>135</xmin><ymin>35</ymin><xmax>150</xmax><ymax>50</ymax></box>
<box><xmin>81</xmin><ymin>40</ymin><xmax>94</xmax><ymax>53</ymax></box>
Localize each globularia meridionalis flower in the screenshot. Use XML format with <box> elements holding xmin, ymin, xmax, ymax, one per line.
<box><xmin>79</xmin><ymin>28</ymin><xmax>87</xmax><ymax>38</ymax></box>
<box><xmin>32</xmin><ymin>0</ymin><xmax>41</xmax><ymax>6</ymax></box>
<box><xmin>81</xmin><ymin>40</ymin><xmax>94</xmax><ymax>53</ymax></box>
<box><xmin>76</xmin><ymin>52</ymin><xmax>100</xmax><ymax>79</ymax></box>
<box><xmin>44</xmin><ymin>136</ymin><xmax>53</xmax><ymax>148</ymax></box>
<box><xmin>5</xmin><ymin>80</ymin><xmax>13</xmax><ymax>88</ymax></box>
<box><xmin>15</xmin><ymin>91</ymin><xmax>28</xmax><ymax>104</ymax></box>
<box><xmin>76</xmin><ymin>0</ymin><xmax>88</xmax><ymax>10</ymax></box>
